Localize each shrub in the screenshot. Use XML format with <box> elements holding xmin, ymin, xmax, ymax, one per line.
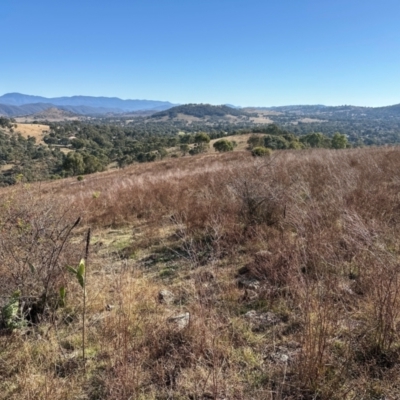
<box><xmin>0</xmin><ymin>188</ymin><xmax>81</xmax><ymax>324</ymax></box>
<box><xmin>247</xmin><ymin>134</ymin><xmax>264</xmax><ymax>149</ymax></box>
<box><xmin>263</xmin><ymin>134</ymin><xmax>289</xmax><ymax>150</ymax></box>
<box><xmin>251</xmin><ymin>147</ymin><xmax>272</xmax><ymax>157</ymax></box>
<box><xmin>213</xmin><ymin>139</ymin><xmax>234</xmax><ymax>152</ymax></box>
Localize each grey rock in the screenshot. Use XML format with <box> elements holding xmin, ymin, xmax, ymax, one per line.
<box><xmin>167</xmin><ymin>312</ymin><xmax>190</xmax><ymax>329</ymax></box>
<box><xmin>270</xmin><ymin>352</ymin><xmax>289</xmax><ymax>363</ymax></box>
<box><xmin>244</xmin><ymin>310</ymin><xmax>281</xmax><ymax>331</ymax></box>
<box><xmin>237</xmin><ymin>278</ymin><xmax>260</xmax><ymax>290</ymax></box>
<box><xmin>268</xmin><ymin>343</ymin><xmax>301</xmax><ymax>364</ymax></box>
<box><xmin>158</xmin><ymin>289</ymin><xmax>175</xmax><ymax>305</ymax></box>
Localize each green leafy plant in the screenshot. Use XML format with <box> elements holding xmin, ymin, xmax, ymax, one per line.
<box><xmin>67</xmin><ymin>259</ymin><xmax>86</xmax><ymax>289</ymax></box>
<box><xmin>66</xmin><ymin>229</ymin><xmax>90</xmax><ymax>372</ymax></box>
<box><xmin>1</xmin><ymin>290</ymin><xmax>26</xmax><ymax>330</ymax></box>
<box><xmin>67</xmin><ymin>258</ymin><xmax>86</xmax><ymax>366</ymax></box>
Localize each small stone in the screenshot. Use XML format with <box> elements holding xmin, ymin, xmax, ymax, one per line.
<box><xmin>167</xmin><ymin>312</ymin><xmax>190</xmax><ymax>329</ymax></box>
<box><xmin>338</xmin><ymin>282</ymin><xmax>355</xmax><ymax>296</ymax></box>
<box><xmin>270</xmin><ymin>352</ymin><xmax>289</xmax><ymax>363</ymax></box>
<box><xmin>244</xmin><ymin>310</ymin><xmax>258</xmax><ymax>319</ymax></box>
<box><xmin>237</xmin><ymin>278</ymin><xmax>260</xmax><ymax>290</ymax></box>
<box><xmin>244</xmin><ymin>310</ymin><xmax>281</xmax><ymax>331</ymax></box>
<box><xmin>158</xmin><ymin>289</ymin><xmax>175</xmax><ymax>305</ymax></box>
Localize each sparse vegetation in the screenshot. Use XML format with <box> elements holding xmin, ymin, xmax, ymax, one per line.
<box><xmin>2</xmin><ymin>146</ymin><xmax>400</xmax><ymax>398</ymax></box>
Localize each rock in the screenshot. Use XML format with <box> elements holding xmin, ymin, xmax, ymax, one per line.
<box><xmin>338</xmin><ymin>281</ymin><xmax>355</xmax><ymax>296</ymax></box>
<box><xmin>268</xmin><ymin>343</ymin><xmax>301</xmax><ymax>364</ymax></box>
<box><xmin>167</xmin><ymin>312</ymin><xmax>190</xmax><ymax>329</ymax></box>
<box><xmin>242</xmin><ymin>289</ymin><xmax>259</xmax><ymax>301</ymax></box>
<box><xmin>158</xmin><ymin>289</ymin><xmax>175</xmax><ymax>305</ymax></box>
<box><xmin>237</xmin><ymin>278</ymin><xmax>260</xmax><ymax>290</ymax></box>
<box><xmin>244</xmin><ymin>310</ymin><xmax>281</xmax><ymax>331</ymax></box>
<box><xmin>270</xmin><ymin>352</ymin><xmax>289</xmax><ymax>363</ymax></box>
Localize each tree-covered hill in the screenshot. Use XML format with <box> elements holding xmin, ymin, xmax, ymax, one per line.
<box><xmin>150</xmin><ymin>103</ymin><xmax>251</xmax><ymax>119</ymax></box>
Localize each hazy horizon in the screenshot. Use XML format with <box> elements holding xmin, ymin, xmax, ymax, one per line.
<box><xmin>2</xmin><ymin>92</ymin><xmax>400</xmax><ymax>109</ymax></box>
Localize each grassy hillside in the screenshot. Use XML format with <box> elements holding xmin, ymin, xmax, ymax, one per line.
<box><xmin>13</xmin><ymin>123</ymin><xmax>50</xmax><ymax>143</ymax></box>
<box><xmin>2</xmin><ymin>147</ymin><xmax>400</xmax><ymax>398</ymax></box>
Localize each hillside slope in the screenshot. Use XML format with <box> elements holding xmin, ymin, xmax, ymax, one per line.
<box><xmin>2</xmin><ymin>147</ymin><xmax>400</xmax><ymax>398</ymax></box>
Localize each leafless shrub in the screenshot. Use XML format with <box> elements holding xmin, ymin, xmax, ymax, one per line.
<box><xmin>0</xmin><ymin>185</ymin><xmax>81</xmax><ymax>324</ymax></box>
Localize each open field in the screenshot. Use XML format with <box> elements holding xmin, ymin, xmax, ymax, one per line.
<box><xmin>13</xmin><ymin>123</ymin><xmax>49</xmax><ymax>143</ymax></box>
<box><xmin>2</xmin><ymin>147</ymin><xmax>400</xmax><ymax>398</ymax></box>
<box><xmin>209</xmin><ymin>133</ymin><xmax>262</xmax><ymax>152</ymax></box>
<box><xmin>0</xmin><ymin>164</ymin><xmax>13</xmax><ymax>172</ymax></box>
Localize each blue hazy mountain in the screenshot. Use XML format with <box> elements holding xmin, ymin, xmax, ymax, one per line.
<box><xmin>0</xmin><ymin>93</ymin><xmax>176</xmax><ymax>115</ymax></box>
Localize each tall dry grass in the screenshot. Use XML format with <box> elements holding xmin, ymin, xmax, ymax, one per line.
<box><xmin>2</xmin><ymin>147</ymin><xmax>400</xmax><ymax>398</ymax></box>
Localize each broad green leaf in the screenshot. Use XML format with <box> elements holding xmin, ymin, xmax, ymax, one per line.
<box><xmin>77</xmin><ymin>273</ymin><xmax>85</xmax><ymax>289</ymax></box>
<box><xmin>77</xmin><ymin>259</ymin><xmax>85</xmax><ymax>288</ymax></box>
<box><xmin>77</xmin><ymin>259</ymin><xmax>85</xmax><ymax>277</ymax></box>
<box><xmin>67</xmin><ymin>266</ymin><xmax>77</xmax><ymax>275</ymax></box>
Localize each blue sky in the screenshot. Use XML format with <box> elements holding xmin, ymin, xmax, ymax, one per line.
<box><xmin>1</xmin><ymin>0</ymin><xmax>400</xmax><ymax>106</ymax></box>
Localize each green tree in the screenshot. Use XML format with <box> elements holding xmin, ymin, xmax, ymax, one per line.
<box><xmin>158</xmin><ymin>147</ymin><xmax>168</xmax><ymax>159</ymax></box>
<box><xmin>264</xmin><ymin>135</ymin><xmax>289</xmax><ymax>150</ymax></box>
<box><xmin>83</xmin><ymin>154</ymin><xmax>105</xmax><ymax>174</ymax></box>
<box><xmin>63</xmin><ymin>152</ymin><xmax>85</xmax><ymax>176</ymax></box>
<box><xmin>190</xmin><ymin>132</ymin><xmax>210</xmax><ymax>155</ymax></box>
<box><xmin>180</xmin><ymin>144</ymin><xmax>189</xmax><ymax>155</ymax></box>
<box><xmin>331</xmin><ymin>132</ymin><xmax>348</xmax><ymax>149</ymax></box>
<box><xmin>300</xmin><ymin>132</ymin><xmax>330</xmax><ymax>148</ymax></box>
<box><xmin>194</xmin><ymin>132</ymin><xmax>211</xmax><ymax>144</ymax></box>
<box><xmin>247</xmin><ymin>134</ymin><xmax>264</xmax><ymax>149</ymax></box>
<box><xmin>213</xmin><ymin>139</ymin><xmax>234</xmax><ymax>152</ymax></box>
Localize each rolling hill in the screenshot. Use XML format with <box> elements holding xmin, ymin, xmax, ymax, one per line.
<box><xmin>151</xmin><ymin>103</ymin><xmax>250</xmax><ymax>119</ymax></box>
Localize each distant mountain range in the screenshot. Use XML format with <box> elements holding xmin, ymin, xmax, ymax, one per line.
<box><xmin>1</xmin><ymin>92</ymin><xmax>400</xmax><ymax>121</ymax></box>
<box><xmin>0</xmin><ymin>93</ymin><xmax>176</xmax><ymax>116</ymax></box>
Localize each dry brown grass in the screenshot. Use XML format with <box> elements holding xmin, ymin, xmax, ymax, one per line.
<box><xmin>3</xmin><ymin>147</ymin><xmax>400</xmax><ymax>398</ymax></box>
<box><xmin>13</xmin><ymin>123</ymin><xmax>50</xmax><ymax>144</ymax></box>
<box><xmin>209</xmin><ymin>133</ymin><xmax>263</xmax><ymax>153</ymax></box>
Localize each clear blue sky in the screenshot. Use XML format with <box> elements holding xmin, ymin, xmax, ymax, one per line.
<box><xmin>1</xmin><ymin>0</ymin><xmax>400</xmax><ymax>106</ymax></box>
